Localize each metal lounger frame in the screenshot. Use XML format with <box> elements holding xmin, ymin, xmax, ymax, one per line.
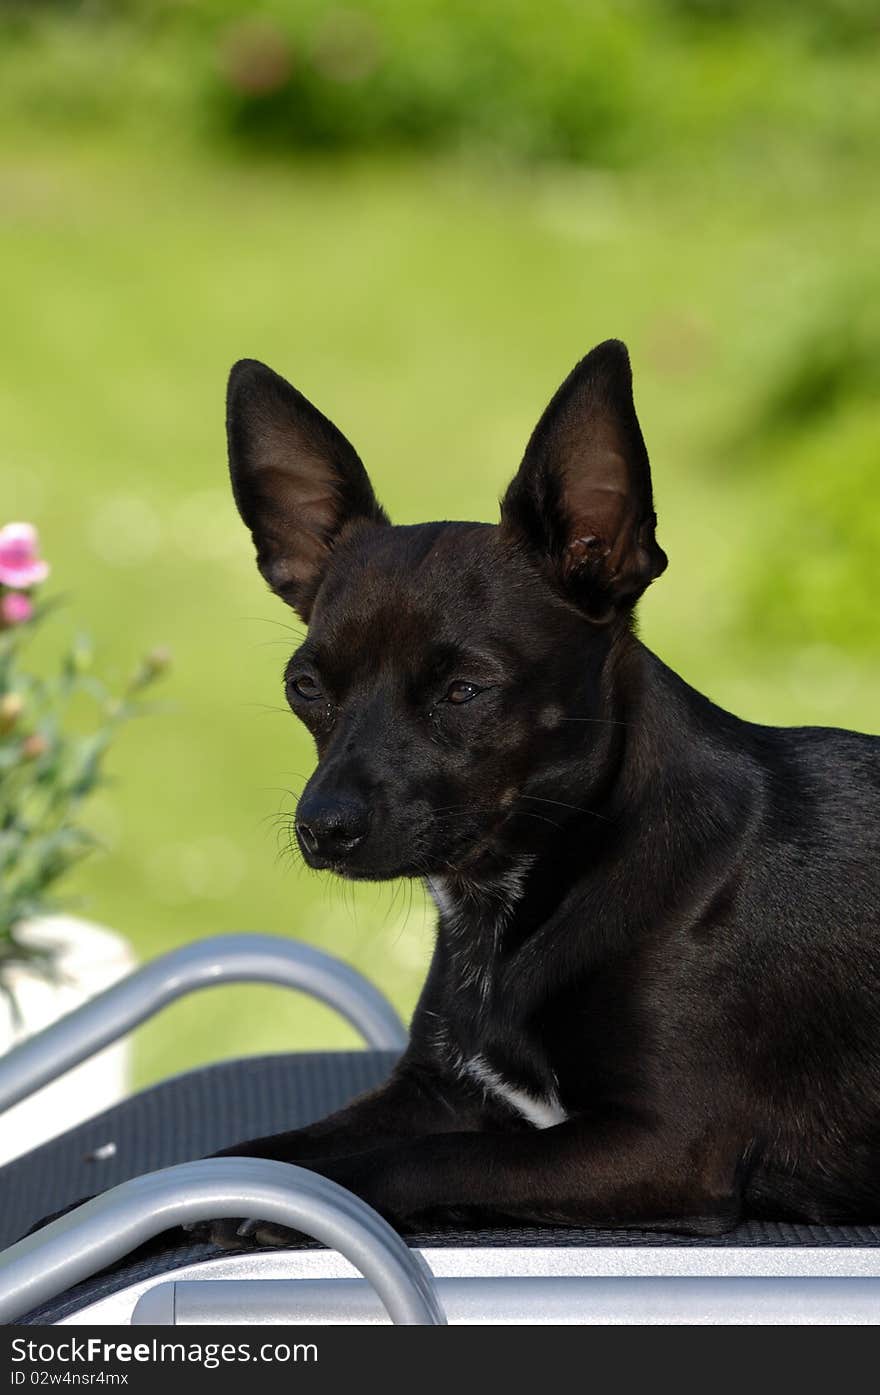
<box><xmin>2</xmin><ymin>934</ymin><xmax>879</xmax><ymax>1326</ymax></box>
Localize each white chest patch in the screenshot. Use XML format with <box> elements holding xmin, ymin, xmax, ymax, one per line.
<box><xmin>465</xmin><ymin>1053</ymin><xmax>568</xmax><ymax>1130</ymax></box>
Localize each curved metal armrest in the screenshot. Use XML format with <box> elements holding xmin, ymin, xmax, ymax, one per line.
<box><xmin>0</xmin><ymin>933</ymin><xmax>408</xmax><ymax>1113</ymax></box>
<box><xmin>0</xmin><ymin>1158</ymin><xmax>444</xmax><ymax>1325</ymax></box>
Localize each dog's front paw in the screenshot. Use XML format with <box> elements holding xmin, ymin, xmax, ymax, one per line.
<box><xmin>232</xmin><ymin>1218</ymin><xmax>304</xmax><ymax>1248</ymax></box>
<box><xmin>180</xmin><ymin>1153</ymin><xmax>397</xmax><ymax>1251</ymax></box>
<box><xmin>182</xmin><ymin>1218</ymin><xmax>252</xmax><ymax>1251</ymax></box>
<box><xmin>182</xmin><ymin>1217</ymin><xmax>303</xmax><ymax>1250</ymax></box>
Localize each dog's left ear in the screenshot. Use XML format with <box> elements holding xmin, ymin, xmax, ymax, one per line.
<box><xmin>500</xmin><ymin>339</ymin><xmax>667</xmax><ymax>621</ymax></box>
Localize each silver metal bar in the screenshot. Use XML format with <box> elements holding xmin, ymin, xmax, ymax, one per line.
<box><xmin>134</xmin><ymin>1274</ymin><xmax>880</xmax><ymax>1326</ymax></box>
<box><xmin>0</xmin><ymin>934</ymin><xmax>407</xmax><ymax>1112</ymax></box>
<box><xmin>56</xmin><ymin>1244</ymin><xmax>880</xmax><ymax>1325</ymax></box>
<box><xmin>0</xmin><ymin>1159</ymin><xmax>444</xmax><ymax>1325</ymax></box>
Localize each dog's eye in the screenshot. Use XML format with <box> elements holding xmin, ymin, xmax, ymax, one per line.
<box><xmin>289</xmin><ymin>673</ymin><xmax>321</xmax><ymax>701</ymax></box>
<box><xmin>445</xmin><ymin>681</ymin><xmax>480</xmax><ymax>705</ymax></box>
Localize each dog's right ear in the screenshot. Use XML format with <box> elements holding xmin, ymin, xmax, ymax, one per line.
<box><xmin>226</xmin><ymin>360</ymin><xmax>388</xmax><ymax>621</ymax></box>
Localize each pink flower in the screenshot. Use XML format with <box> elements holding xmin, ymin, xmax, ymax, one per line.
<box><xmin>0</xmin><ymin>591</ymin><xmax>34</xmax><ymax>626</ymax></box>
<box><xmin>0</xmin><ymin>523</ymin><xmax>49</xmax><ymax>589</ymax></box>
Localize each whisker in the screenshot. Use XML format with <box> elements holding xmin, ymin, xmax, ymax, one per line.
<box><xmin>519</xmin><ymin>794</ymin><xmax>612</xmax><ymax>823</ymax></box>
<box><xmin>242</xmin><ymin>702</ymin><xmax>296</xmax><ymax>716</ymax></box>
<box><xmin>401</xmin><ymin>877</ymin><xmax>415</xmax><ymax>936</ymax></box>
<box><xmin>386</xmin><ymin>878</ymin><xmax>402</xmax><ymax>926</ymax></box>
<box><xmin>515</xmin><ymin>808</ymin><xmax>561</xmax><ymax>829</ymax></box>
<box><xmin>556</xmin><ymin>716</ymin><xmax>632</xmax><ymax>728</ymax></box>
<box><xmin>237</xmin><ymin>615</ymin><xmax>306</xmax><ymax>638</ymax></box>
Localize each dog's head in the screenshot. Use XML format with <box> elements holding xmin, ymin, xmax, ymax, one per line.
<box><xmin>227</xmin><ymin>341</ymin><xmax>666</xmax><ymax>880</ymax></box>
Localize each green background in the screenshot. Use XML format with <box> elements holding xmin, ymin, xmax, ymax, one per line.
<box><xmin>1</xmin><ymin>1</ymin><xmax>877</xmax><ymax>1087</ymax></box>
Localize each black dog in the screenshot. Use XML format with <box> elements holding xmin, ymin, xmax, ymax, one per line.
<box><xmin>208</xmin><ymin>339</ymin><xmax>879</xmax><ymax>1247</ymax></box>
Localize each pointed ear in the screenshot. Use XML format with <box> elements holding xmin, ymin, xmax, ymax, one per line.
<box><xmin>226</xmin><ymin>359</ymin><xmax>388</xmax><ymax>620</ymax></box>
<box><xmin>500</xmin><ymin>340</ymin><xmax>667</xmax><ymax>621</ymax></box>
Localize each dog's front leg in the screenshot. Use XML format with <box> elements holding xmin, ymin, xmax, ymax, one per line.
<box><xmin>195</xmin><ymin>1061</ymin><xmax>485</xmax><ymax>1249</ymax></box>
<box><xmin>242</xmin><ymin>1114</ymin><xmax>742</xmax><ymax>1246</ymax></box>
<box><xmin>213</xmin><ymin>1059</ymin><xmax>479</xmax><ymax>1162</ymax></box>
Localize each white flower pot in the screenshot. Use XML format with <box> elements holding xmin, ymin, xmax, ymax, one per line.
<box><xmin>0</xmin><ymin>915</ymin><xmax>136</xmax><ymax>1165</ymax></box>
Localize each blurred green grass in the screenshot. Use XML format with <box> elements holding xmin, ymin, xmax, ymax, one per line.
<box><xmin>2</xmin><ymin>0</ymin><xmax>878</xmax><ymax>169</ymax></box>
<box><xmin>0</xmin><ymin>7</ymin><xmax>877</xmax><ymax>1088</ymax></box>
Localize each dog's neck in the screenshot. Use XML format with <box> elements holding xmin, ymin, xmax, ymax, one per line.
<box><xmin>427</xmin><ymin>855</ymin><xmax>535</xmax><ymax>992</ymax></box>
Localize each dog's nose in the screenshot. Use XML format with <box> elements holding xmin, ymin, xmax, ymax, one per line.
<box><xmin>295</xmin><ymin>797</ymin><xmax>371</xmax><ymax>861</ymax></box>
